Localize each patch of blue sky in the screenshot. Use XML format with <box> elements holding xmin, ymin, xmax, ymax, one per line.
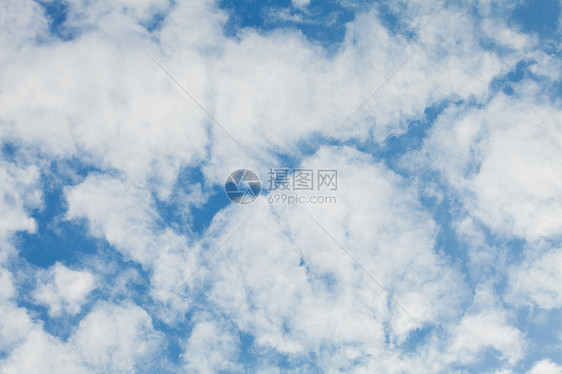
<box><xmin>35</xmin><ymin>0</ymin><xmax>424</xmax><ymax>47</ymax></box>
<box><xmin>189</xmin><ymin>187</ymin><xmax>232</xmax><ymax>233</ymax></box>
<box><xmin>491</xmin><ymin>59</ymin><xmax>562</xmax><ymax>99</ymax></box>
<box><xmin>151</xmin><ymin>307</ymin><xmax>196</xmax><ymax>365</ymax></box>
<box><xmin>35</xmin><ymin>0</ymin><xmax>172</xmax><ymax>39</ymax></box>
<box><xmin>511</xmin><ymin>0</ymin><xmax>561</xmax><ymax>41</ymax></box>
<box><xmin>153</xmin><ymin>165</ymin><xmax>231</xmax><ymax>237</ymax></box>
<box><xmin>7</xmin><ymin>155</ymin><xmax>161</xmax><ymax>344</ymax></box>
<box><xmin>11</xmin><ymin>240</ymin><xmax>154</xmax><ymax>343</ymax></box>
<box><xmin>508</xmin><ymin>307</ymin><xmax>562</xmax><ymax>374</ymax></box>
<box><xmin>399</xmin><ymin>324</ymin><xmax>434</xmax><ymax>351</ymax></box>
<box><xmin>16</xmin><ymin>287</ymin><xmax>95</xmax><ymax>341</ymax></box>
<box><xmin>381</xmin><ymin>99</ymin><xmax>456</xmax><ymax>174</ymax></box>
<box><xmin>423</xmin><ymin>186</ymin><xmax>470</xmax><ymax>266</ymax></box>
<box><xmin>142</xmin><ymin>8</ymin><xmax>170</xmax><ymax>33</ymax></box>
<box><xmin>267</xmin><ymin>146</ymin><xmax>307</xmax><ymax>173</ymax></box>
<box><xmin>452</xmin><ymin>348</ymin><xmax>511</xmax><ymax>373</ymax></box>
<box><xmin>238</xmin><ymin>331</ymin><xmax>258</xmax><ymax>370</ymax></box>
<box><xmin>517</xmin><ymin>308</ymin><xmax>562</xmax><ymax>368</ymax></box>
<box><xmin>35</xmin><ymin>0</ymin><xmax>73</xmax><ymax>41</ymax></box>
<box><xmin>293</xmin><ymin>97</ymin><xmax>459</xmax><ymax>173</ymax></box>
<box><xmin>218</xmin><ymin>0</ymin><xmax>356</xmax><ymax>51</ymax></box>
<box><xmin>15</xmin><ymin>158</ymin><xmax>107</xmax><ymax>269</ymax></box>
<box><xmin>0</xmin><ymin>142</ymin><xmax>19</xmax><ymax>161</ymax></box>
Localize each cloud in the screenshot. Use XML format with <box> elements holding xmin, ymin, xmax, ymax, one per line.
<box><xmin>32</xmin><ymin>262</ymin><xmax>95</xmax><ymax>317</ymax></box>
<box><xmin>0</xmin><ymin>0</ymin><xmax>561</xmax><ymax>372</ymax></box>
<box><xmin>444</xmin><ymin>285</ymin><xmax>525</xmax><ymax>366</ymax></box>
<box><xmin>1</xmin><ymin>330</ymin><xmax>87</xmax><ymax>374</ymax></box>
<box><xmin>0</xmin><ymin>284</ymin><xmax>35</xmax><ymax>357</ymax></box>
<box><xmin>72</xmin><ymin>302</ymin><xmax>166</xmax><ymax>372</ymax></box>
<box><xmin>0</xmin><ymin>301</ymin><xmax>166</xmax><ymax>373</ymax></box>
<box><xmin>0</xmin><ymin>0</ymin><xmax>48</xmax><ymax>51</ymax></box>
<box><xmin>291</xmin><ymin>0</ymin><xmax>311</xmax><ymax>9</ymax></box>
<box><xmin>0</xmin><ymin>161</ymin><xmax>41</xmax><ymax>240</ymax></box>
<box><xmin>410</xmin><ymin>91</ymin><xmax>562</xmax><ymax>241</ymax></box>
<box><xmin>181</xmin><ymin>313</ymin><xmax>241</xmax><ymax>373</ymax></box>
<box><xmin>199</xmin><ymin>147</ymin><xmax>470</xmax><ymax>371</ymax></box>
<box><xmin>508</xmin><ymin>246</ymin><xmax>562</xmax><ymax>310</ymax></box>
<box><xmin>64</xmin><ymin>174</ymin><xmax>199</xmax><ymax>303</ymax></box>
<box><xmin>528</xmin><ymin>359</ymin><xmax>562</xmax><ymax>374</ymax></box>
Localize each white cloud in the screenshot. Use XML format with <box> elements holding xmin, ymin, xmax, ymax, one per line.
<box><xmin>454</xmin><ymin>216</ymin><xmax>504</xmax><ymax>281</ymax></box>
<box><xmin>0</xmin><ymin>0</ymin><xmax>48</xmax><ymax>51</ymax></box>
<box><xmin>291</xmin><ymin>0</ymin><xmax>311</xmax><ymax>9</ymax></box>
<box><xmin>0</xmin><ymin>161</ymin><xmax>41</xmax><ymax>240</ymax></box>
<box><xmin>182</xmin><ymin>313</ymin><xmax>241</xmax><ymax>373</ymax></box>
<box><xmin>0</xmin><ymin>281</ymin><xmax>35</xmax><ymax>356</ymax></box>
<box><xmin>444</xmin><ymin>285</ymin><xmax>525</xmax><ymax>366</ymax></box>
<box><xmin>65</xmin><ymin>175</ymin><xmax>161</xmax><ymax>264</ymax></box>
<box><xmin>200</xmin><ymin>147</ymin><xmax>470</xmax><ymax>371</ymax></box>
<box><xmin>0</xmin><ymin>301</ymin><xmax>166</xmax><ymax>373</ymax></box>
<box><xmin>508</xmin><ymin>246</ymin><xmax>562</xmax><ymax>310</ymax></box>
<box><xmin>410</xmin><ymin>92</ymin><xmax>562</xmax><ymax>241</ymax></box>
<box><xmin>33</xmin><ymin>262</ymin><xmax>96</xmax><ymax>317</ymax></box>
<box><xmin>0</xmin><ymin>0</ymin><xmax>525</xmax><ymax>193</ymax></box>
<box><xmin>1</xmin><ymin>330</ymin><xmax>87</xmax><ymax>374</ymax></box>
<box><xmin>64</xmin><ymin>174</ymin><xmax>199</xmax><ymax>303</ymax></box>
<box><xmin>528</xmin><ymin>359</ymin><xmax>562</xmax><ymax>374</ymax></box>
<box><xmin>0</xmin><ymin>28</ymin><xmax>209</xmax><ymax>198</ymax></box>
<box><xmin>0</xmin><ymin>0</ymin><xmax>559</xmax><ymax>372</ymax></box>
<box><xmin>72</xmin><ymin>302</ymin><xmax>166</xmax><ymax>373</ymax></box>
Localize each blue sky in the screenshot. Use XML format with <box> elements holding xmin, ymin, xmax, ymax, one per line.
<box><xmin>1</xmin><ymin>0</ymin><xmax>562</xmax><ymax>373</ymax></box>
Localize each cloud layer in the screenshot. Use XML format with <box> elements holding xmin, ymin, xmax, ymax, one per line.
<box><xmin>1</xmin><ymin>0</ymin><xmax>561</xmax><ymax>372</ymax></box>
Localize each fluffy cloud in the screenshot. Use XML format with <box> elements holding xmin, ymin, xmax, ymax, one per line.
<box><xmin>72</xmin><ymin>302</ymin><xmax>166</xmax><ymax>372</ymax></box>
<box><xmin>201</xmin><ymin>147</ymin><xmax>469</xmax><ymax>371</ymax></box>
<box><xmin>508</xmin><ymin>246</ymin><xmax>562</xmax><ymax>310</ymax></box>
<box><xmin>0</xmin><ymin>0</ymin><xmax>48</xmax><ymax>51</ymax></box>
<box><xmin>411</xmin><ymin>86</ymin><xmax>562</xmax><ymax>241</ymax></box>
<box><xmin>64</xmin><ymin>174</ymin><xmax>199</xmax><ymax>303</ymax></box>
<box><xmin>182</xmin><ymin>313</ymin><xmax>241</xmax><ymax>373</ymax></box>
<box><xmin>0</xmin><ymin>161</ymin><xmax>41</xmax><ymax>241</ymax></box>
<box><xmin>528</xmin><ymin>359</ymin><xmax>562</xmax><ymax>374</ymax></box>
<box><xmin>1</xmin><ymin>330</ymin><xmax>87</xmax><ymax>374</ymax></box>
<box><xmin>32</xmin><ymin>262</ymin><xmax>95</xmax><ymax>316</ymax></box>
<box><xmin>444</xmin><ymin>285</ymin><xmax>525</xmax><ymax>366</ymax></box>
<box><xmin>0</xmin><ymin>301</ymin><xmax>165</xmax><ymax>373</ymax></box>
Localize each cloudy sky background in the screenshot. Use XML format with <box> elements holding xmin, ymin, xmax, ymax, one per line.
<box><xmin>1</xmin><ymin>0</ymin><xmax>562</xmax><ymax>372</ymax></box>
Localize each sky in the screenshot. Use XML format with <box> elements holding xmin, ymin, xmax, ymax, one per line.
<box><xmin>1</xmin><ymin>0</ymin><xmax>562</xmax><ymax>373</ymax></box>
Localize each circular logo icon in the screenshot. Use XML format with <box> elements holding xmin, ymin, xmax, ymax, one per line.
<box><xmin>225</xmin><ymin>169</ymin><xmax>261</xmax><ymax>204</ymax></box>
